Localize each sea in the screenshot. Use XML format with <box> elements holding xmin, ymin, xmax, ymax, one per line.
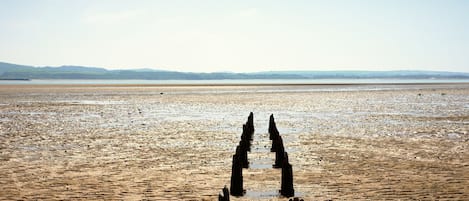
<box><xmin>1</xmin><ymin>79</ymin><xmax>469</xmax><ymax>85</ymax></box>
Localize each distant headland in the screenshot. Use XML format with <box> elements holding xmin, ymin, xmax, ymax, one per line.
<box><xmin>1</xmin><ymin>61</ymin><xmax>469</xmax><ymax>80</ymax></box>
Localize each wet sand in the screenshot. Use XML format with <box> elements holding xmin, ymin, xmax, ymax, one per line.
<box><xmin>0</xmin><ymin>84</ymin><xmax>468</xmax><ymax>200</ymax></box>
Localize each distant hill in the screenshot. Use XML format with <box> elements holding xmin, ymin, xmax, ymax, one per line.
<box><xmin>1</xmin><ymin>61</ymin><xmax>469</xmax><ymax>80</ymax></box>
<box><xmin>254</xmin><ymin>70</ymin><xmax>469</xmax><ymax>79</ymax></box>
<box><xmin>0</xmin><ymin>62</ymin><xmax>35</xmax><ymax>74</ymax></box>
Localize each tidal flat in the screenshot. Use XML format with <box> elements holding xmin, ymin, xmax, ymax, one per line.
<box><xmin>0</xmin><ymin>84</ymin><xmax>468</xmax><ymax>200</ymax></box>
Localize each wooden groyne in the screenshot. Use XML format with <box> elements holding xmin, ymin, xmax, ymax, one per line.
<box><xmin>219</xmin><ymin>113</ymin><xmax>303</xmax><ymax>200</ymax></box>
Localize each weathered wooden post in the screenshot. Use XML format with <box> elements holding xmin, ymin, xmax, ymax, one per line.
<box><xmin>245</xmin><ymin>112</ymin><xmax>254</xmax><ymax>141</ymax></box>
<box><xmin>239</xmin><ymin>124</ymin><xmax>252</xmax><ymax>154</ymax></box>
<box><xmin>241</xmin><ymin>124</ymin><xmax>248</xmax><ymax>141</ymax></box>
<box><xmin>269</xmin><ymin>114</ymin><xmax>282</xmax><ymax>152</ymax></box>
<box><xmin>289</xmin><ymin>198</ymin><xmax>304</xmax><ymax>201</ymax></box>
<box><xmin>271</xmin><ymin>130</ymin><xmax>282</xmax><ymax>153</ymax></box>
<box><xmin>230</xmin><ymin>155</ymin><xmax>244</xmax><ymax>196</ymax></box>
<box><xmin>273</xmin><ymin>135</ymin><xmax>285</xmax><ymax>168</ymax></box>
<box><xmin>236</xmin><ymin>145</ymin><xmax>249</xmax><ymax>168</ymax></box>
<box><xmin>218</xmin><ymin>185</ymin><xmax>230</xmax><ymax>201</ymax></box>
<box><xmin>268</xmin><ymin>114</ymin><xmax>276</xmax><ymax>140</ymax></box>
<box><xmin>281</xmin><ymin>152</ymin><xmax>294</xmax><ymax>197</ymax></box>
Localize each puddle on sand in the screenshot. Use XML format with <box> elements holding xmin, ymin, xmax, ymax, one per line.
<box><xmin>245</xmin><ymin>190</ymin><xmax>280</xmax><ymax>198</ymax></box>
<box><xmin>250</xmin><ymin>163</ymin><xmax>274</xmax><ymax>169</ymax></box>
<box><xmin>251</xmin><ymin>146</ymin><xmax>299</xmax><ymax>154</ymax></box>
<box><xmin>245</xmin><ymin>190</ymin><xmax>303</xmax><ymax>199</ymax></box>
<box><xmin>16</xmin><ymin>100</ymin><xmax>126</xmax><ymax>105</ymax></box>
<box><xmin>67</xmin><ymin>100</ymin><xmax>127</xmax><ymax>105</ymax></box>
<box><xmin>0</xmin><ymin>117</ymin><xmax>11</xmax><ymax>122</ymax></box>
<box><xmin>251</xmin><ymin>145</ymin><xmax>271</xmax><ymax>153</ymax></box>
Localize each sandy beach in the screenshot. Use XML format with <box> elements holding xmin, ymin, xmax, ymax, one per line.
<box><xmin>0</xmin><ymin>83</ymin><xmax>468</xmax><ymax>200</ymax></box>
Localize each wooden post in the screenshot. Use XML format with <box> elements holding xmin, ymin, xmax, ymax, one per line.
<box><xmin>218</xmin><ymin>186</ymin><xmax>230</xmax><ymax>201</ymax></box>
<box><xmin>273</xmin><ymin>136</ymin><xmax>285</xmax><ymax>168</ymax></box>
<box><xmin>269</xmin><ymin>114</ymin><xmax>281</xmax><ymax>152</ymax></box>
<box><xmin>246</xmin><ymin>112</ymin><xmax>254</xmax><ymax>140</ymax></box>
<box><xmin>236</xmin><ymin>145</ymin><xmax>249</xmax><ymax>168</ymax></box>
<box><xmin>281</xmin><ymin>152</ymin><xmax>294</xmax><ymax>197</ymax></box>
<box><xmin>230</xmin><ymin>155</ymin><xmax>244</xmax><ymax>196</ymax></box>
<box><xmin>268</xmin><ymin>114</ymin><xmax>278</xmax><ymax>140</ymax></box>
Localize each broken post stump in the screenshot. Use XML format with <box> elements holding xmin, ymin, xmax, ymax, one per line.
<box><xmin>230</xmin><ymin>155</ymin><xmax>244</xmax><ymax>196</ymax></box>
<box><xmin>289</xmin><ymin>198</ymin><xmax>304</xmax><ymax>201</ymax></box>
<box><xmin>218</xmin><ymin>186</ymin><xmax>230</xmax><ymax>201</ymax></box>
<box><xmin>281</xmin><ymin>152</ymin><xmax>294</xmax><ymax>197</ymax></box>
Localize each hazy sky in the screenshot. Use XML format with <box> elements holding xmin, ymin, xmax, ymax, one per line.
<box><xmin>1</xmin><ymin>0</ymin><xmax>469</xmax><ymax>72</ymax></box>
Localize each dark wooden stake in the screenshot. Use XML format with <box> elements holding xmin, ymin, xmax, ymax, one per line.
<box><xmin>281</xmin><ymin>152</ymin><xmax>294</xmax><ymax>197</ymax></box>
<box><xmin>236</xmin><ymin>145</ymin><xmax>249</xmax><ymax>168</ymax></box>
<box><xmin>268</xmin><ymin>114</ymin><xmax>279</xmax><ymax>140</ymax></box>
<box><xmin>273</xmin><ymin>135</ymin><xmax>285</xmax><ymax>168</ymax></box>
<box><xmin>218</xmin><ymin>186</ymin><xmax>230</xmax><ymax>201</ymax></box>
<box><xmin>230</xmin><ymin>155</ymin><xmax>244</xmax><ymax>196</ymax></box>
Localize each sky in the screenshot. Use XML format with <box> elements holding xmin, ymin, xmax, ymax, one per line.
<box><xmin>1</xmin><ymin>0</ymin><xmax>469</xmax><ymax>73</ymax></box>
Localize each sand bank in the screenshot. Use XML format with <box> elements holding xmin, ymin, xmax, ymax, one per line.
<box><xmin>0</xmin><ymin>84</ymin><xmax>468</xmax><ymax>200</ymax></box>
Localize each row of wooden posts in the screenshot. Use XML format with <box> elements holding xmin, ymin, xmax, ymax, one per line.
<box><xmin>219</xmin><ymin>113</ymin><xmax>295</xmax><ymax>200</ymax></box>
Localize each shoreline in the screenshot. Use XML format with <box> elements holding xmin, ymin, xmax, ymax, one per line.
<box><xmin>1</xmin><ymin>82</ymin><xmax>469</xmax><ymax>88</ymax></box>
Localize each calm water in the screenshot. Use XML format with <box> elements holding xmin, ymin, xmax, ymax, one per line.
<box><xmin>1</xmin><ymin>79</ymin><xmax>469</xmax><ymax>85</ymax></box>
